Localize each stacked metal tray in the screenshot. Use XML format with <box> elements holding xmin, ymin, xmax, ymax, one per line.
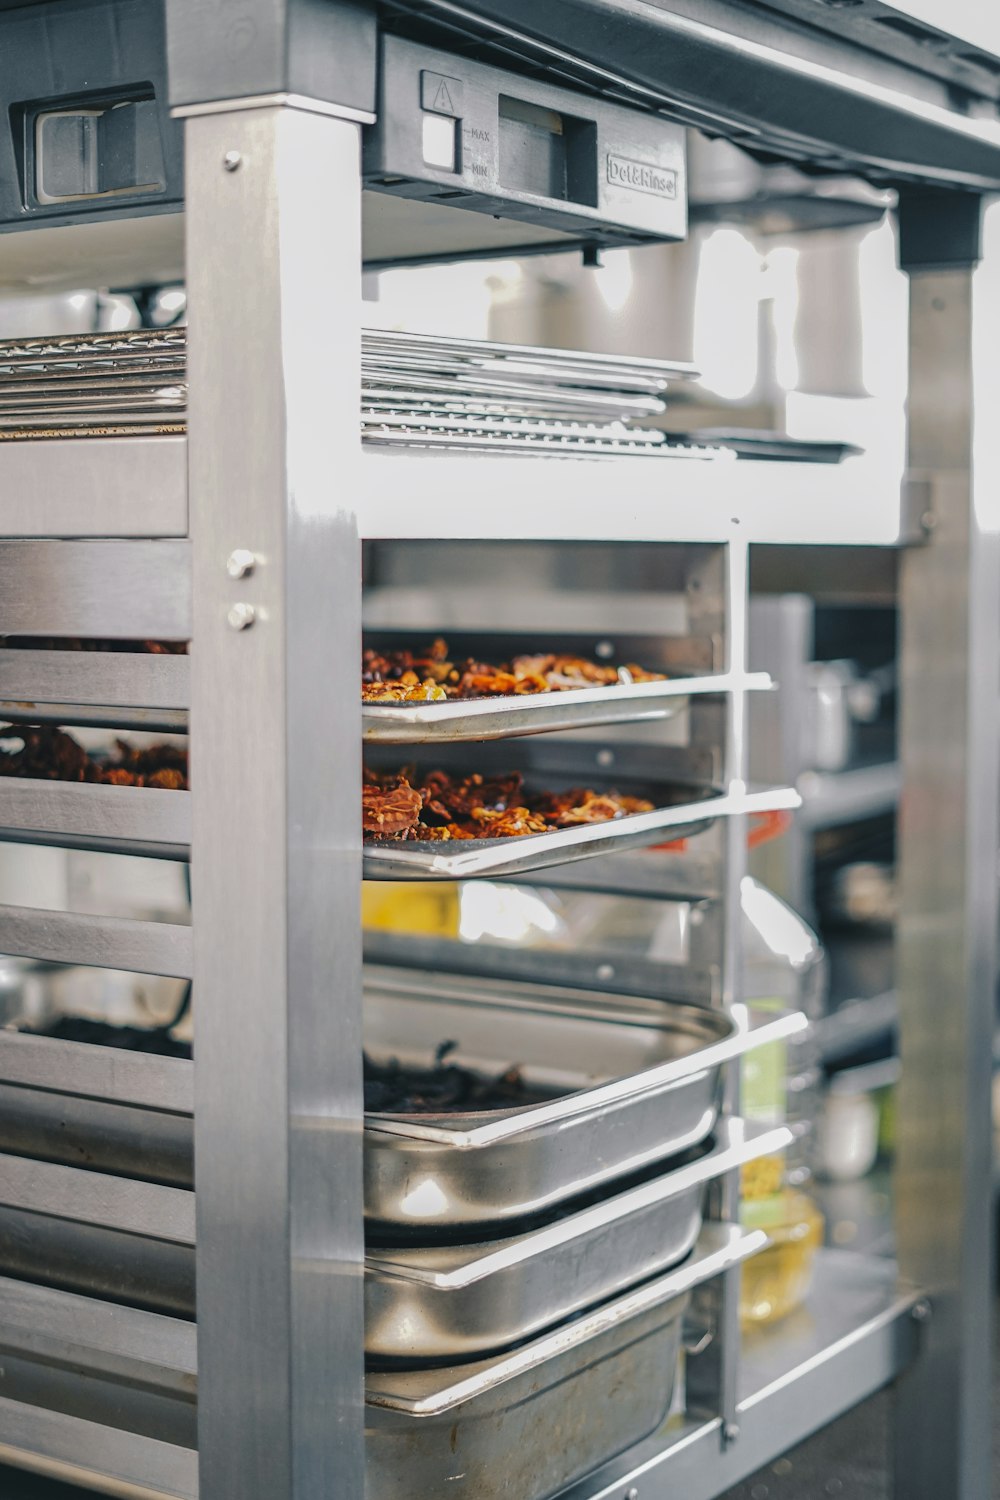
<box><xmin>0</xmin><ymin>326</ymin><xmax>722</xmax><ymax>457</ymax></box>
<box><xmin>0</xmin><ymin>1223</ymin><xmax>764</xmax><ymax>1500</ymax></box>
<box><xmin>0</xmin><ymin>969</ymin><xmax>803</xmax><ymax>1223</ymax></box>
<box><xmin>0</xmin><ymin>968</ymin><xmax>796</xmax><ymax>1500</ymax></box>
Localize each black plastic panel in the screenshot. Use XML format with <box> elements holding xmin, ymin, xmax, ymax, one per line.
<box><xmin>364</xmin><ymin>34</ymin><xmax>688</xmax><ymax>252</ymax></box>
<box><xmin>380</xmin><ymin>0</ymin><xmax>1000</xmax><ymax>191</ymax></box>
<box><xmin>0</xmin><ymin>0</ymin><xmax>182</xmax><ymax>232</ymax></box>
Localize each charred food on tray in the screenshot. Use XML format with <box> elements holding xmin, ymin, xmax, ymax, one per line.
<box><xmin>26</xmin><ymin>1019</ymin><xmax>541</xmax><ymax>1114</ymax></box>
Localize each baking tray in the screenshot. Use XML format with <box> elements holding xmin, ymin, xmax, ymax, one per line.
<box><xmin>362</xmin><ymin>674</ymin><xmax>723</xmax><ymax>744</ymax></box>
<box><xmin>0</xmin><ymin>970</ymin><xmax>806</xmax><ymax>1230</ymax></box>
<box><xmin>362</xmin><ymin>427</ymin><xmax>725</xmax><ymax>457</ymax></box>
<box><xmin>366</xmin><ymin>1118</ymin><xmax>789</xmax><ymax>1361</ymax></box>
<box><xmin>0</xmin><ymin>329</ymin><xmax>695</xmax><ymax>449</ymax></box>
<box><xmin>0</xmin><ymin>769</ymin><xmax>722</xmax><ymax>871</ymax></box>
<box><xmin>363</xmin><ymin>780</ymin><xmax>724</xmax><ymax>880</ymax></box>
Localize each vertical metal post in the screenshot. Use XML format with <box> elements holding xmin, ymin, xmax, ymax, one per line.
<box><xmin>685</xmin><ymin>536</ymin><xmax>748</xmax><ymax>1439</ymax></box>
<box><xmin>894</xmin><ymin>209</ymin><xmax>998</xmax><ymax>1500</ymax></box>
<box><xmin>185</xmin><ymin>104</ymin><xmax>365</xmax><ymax>1500</ymax></box>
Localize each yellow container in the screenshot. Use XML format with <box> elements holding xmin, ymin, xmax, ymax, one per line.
<box><xmin>740</xmin><ymin>1191</ymin><xmax>824</xmax><ymax>1327</ymax></box>
<box><xmin>361</xmin><ymin>882</ymin><xmax>459</xmax><ymax>939</ymax></box>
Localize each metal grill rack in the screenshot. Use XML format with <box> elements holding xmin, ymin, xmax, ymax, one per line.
<box><xmin>0</xmin><ymin>5</ymin><xmax>997</xmax><ymax>1500</ymax></box>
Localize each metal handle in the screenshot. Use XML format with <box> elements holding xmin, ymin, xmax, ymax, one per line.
<box><xmin>364</xmin><ymin>1222</ymin><xmax>766</xmax><ymax>1418</ymax></box>
<box><xmin>365</xmin><ymin>1007</ymin><xmax>808</xmax><ymax>1147</ymax></box>
<box><xmin>365</xmin><ymin>1117</ymin><xmax>790</xmax><ymax>1290</ymax></box>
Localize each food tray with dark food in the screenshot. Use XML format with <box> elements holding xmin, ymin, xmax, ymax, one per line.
<box><xmin>0</xmin><ymin>970</ymin><xmax>805</xmax><ymax>1231</ymax></box>
<box><xmin>13</xmin><ymin>1019</ymin><xmax>547</xmax><ymax>1116</ymax></box>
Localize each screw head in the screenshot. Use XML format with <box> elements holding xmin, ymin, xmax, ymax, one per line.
<box><xmin>596</xmin><ymin>748</ymin><xmax>615</xmax><ymax>768</ymax></box>
<box><xmin>595</xmin><ymin>640</ymin><xmax>615</xmax><ymax>660</ymax></box>
<box><xmin>227</xmin><ymin>548</ymin><xmax>256</xmax><ymax>580</ymax></box>
<box><xmin>227</xmin><ymin>602</ymin><xmax>256</xmax><ymax>631</ymax></box>
<box><xmin>596</xmin><ymin>963</ymin><xmax>615</xmax><ymax>982</ymax></box>
<box><xmin>723</xmin><ymin>1422</ymin><xmax>741</xmax><ymax>1445</ymax></box>
<box><xmin>626</xmin><ymin>1490</ymin><xmax>639</xmax><ymax>1500</ymax></box>
<box><xmin>223</xmin><ymin>150</ymin><xmax>242</xmax><ymax>172</ymax></box>
<box><xmin>911</xmin><ymin>1299</ymin><xmax>932</xmax><ymax>1323</ymax></box>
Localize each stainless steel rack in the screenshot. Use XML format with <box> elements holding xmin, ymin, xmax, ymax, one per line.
<box><xmin>0</xmin><ymin>5</ymin><xmax>997</xmax><ymax>1500</ymax></box>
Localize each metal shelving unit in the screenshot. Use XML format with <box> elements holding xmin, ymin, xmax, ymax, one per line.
<box><xmin>0</xmin><ymin>3</ymin><xmax>997</xmax><ymax>1500</ymax></box>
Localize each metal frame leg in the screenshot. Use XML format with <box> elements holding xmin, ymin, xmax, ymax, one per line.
<box><xmin>893</xmin><ymin>224</ymin><xmax>999</xmax><ymax>1500</ymax></box>
<box><xmin>184</xmin><ymin>103</ymin><xmax>365</xmax><ymax>1500</ymax></box>
<box><xmin>685</xmin><ymin>536</ymin><xmax>749</xmax><ymax>1442</ymax></box>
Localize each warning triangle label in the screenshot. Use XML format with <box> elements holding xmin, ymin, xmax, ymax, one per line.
<box><xmin>433</xmin><ymin>79</ymin><xmax>455</xmax><ymax>115</ymax></box>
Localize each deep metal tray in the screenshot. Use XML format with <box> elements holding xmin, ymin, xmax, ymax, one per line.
<box><xmin>366</xmin><ymin>1119</ymin><xmax>789</xmax><ymax>1360</ymax></box>
<box><xmin>0</xmin><ymin>1123</ymin><xmax>785</xmax><ymax>1353</ymax></box>
<box><xmin>365</xmin><ymin>1225</ymin><xmax>764</xmax><ymax>1500</ymax></box>
<box><xmin>362</xmin><ymin>971</ymin><xmax>803</xmax><ymax>1231</ymax></box>
<box><xmin>0</xmin><ymin>1225</ymin><xmax>762</xmax><ymax>1500</ymax></box>
<box><xmin>0</xmin><ymin>968</ymin><xmax>806</xmax><ymax>1231</ymax></box>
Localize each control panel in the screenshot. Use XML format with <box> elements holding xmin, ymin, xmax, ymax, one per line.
<box><xmin>364</xmin><ymin>35</ymin><xmax>688</xmax><ymax>256</ymax></box>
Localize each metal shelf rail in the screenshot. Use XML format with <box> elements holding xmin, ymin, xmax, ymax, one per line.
<box><xmin>0</xmin><ymin>4</ymin><xmax>997</xmax><ymax>1500</ymax></box>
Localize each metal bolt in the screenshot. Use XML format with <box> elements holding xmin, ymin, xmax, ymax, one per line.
<box><xmin>596</xmin><ymin>748</ymin><xmax>615</xmax><ymax>767</ymax></box>
<box><xmin>595</xmin><ymin>640</ymin><xmax>615</xmax><ymax>660</ymax></box>
<box><xmin>723</xmin><ymin>1422</ymin><xmax>741</xmax><ymax>1445</ymax></box>
<box><xmin>226</xmin><ymin>548</ymin><xmax>256</xmax><ymax>580</ymax></box>
<box><xmin>625</xmin><ymin>1490</ymin><xmax>639</xmax><ymax>1500</ymax></box>
<box><xmin>227</xmin><ymin>602</ymin><xmax>256</xmax><ymax>631</ymax></box>
<box><xmin>223</xmin><ymin>150</ymin><xmax>242</xmax><ymax>172</ymax></box>
<box><xmin>921</xmin><ymin>510</ymin><xmax>938</xmax><ymax>533</ymax></box>
<box><xmin>911</xmin><ymin>1299</ymin><xmax>932</xmax><ymax>1323</ymax></box>
<box><xmin>596</xmin><ymin>963</ymin><xmax>615</xmax><ymax>982</ymax></box>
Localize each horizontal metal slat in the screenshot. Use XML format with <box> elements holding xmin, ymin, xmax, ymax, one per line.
<box><xmin>0</xmin><ymin>1032</ymin><xmax>193</xmax><ymax>1113</ymax></box>
<box><xmin>0</xmin><ymin>541</ymin><xmax>191</xmax><ymax>640</ymax></box>
<box><xmin>0</xmin><ymin>1396</ymin><xmax>197</xmax><ymax>1500</ymax></box>
<box><xmin>0</xmin><ymin>1274</ymin><xmax>196</xmax><ymax>1386</ymax></box>
<box><xmin>0</xmin><ymin>435</ymin><xmax>188</xmax><ymax>539</ymax></box>
<box><xmin>0</xmin><ymin>1154</ymin><xmax>195</xmax><ymax>1244</ymax></box>
<box><xmin>0</xmin><ymin>781</ymin><xmax>191</xmax><ymax>861</ymax></box>
<box><xmin>0</xmin><ymin>905</ymin><xmax>192</xmax><ymax>978</ymax></box>
<box><xmin>0</xmin><ymin>649</ymin><xmax>189</xmax><ymax>731</ymax></box>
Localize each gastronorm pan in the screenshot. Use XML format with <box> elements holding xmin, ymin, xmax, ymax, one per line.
<box><xmin>0</xmin><ymin>1121</ymin><xmax>785</xmax><ymax>1345</ymax></box>
<box><xmin>0</xmin><ymin>1225</ymin><xmax>762</xmax><ymax>1500</ymax></box>
<box><xmin>364</xmin><ymin>1223</ymin><xmax>762</xmax><ymax>1500</ymax></box>
<box><xmin>0</xmin><ymin>967</ymin><xmax>805</xmax><ymax>1231</ymax></box>
<box><xmin>366</xmin><ymin>1118</ymin><xmax>788</xmax><ymax>1360</ymax></box>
